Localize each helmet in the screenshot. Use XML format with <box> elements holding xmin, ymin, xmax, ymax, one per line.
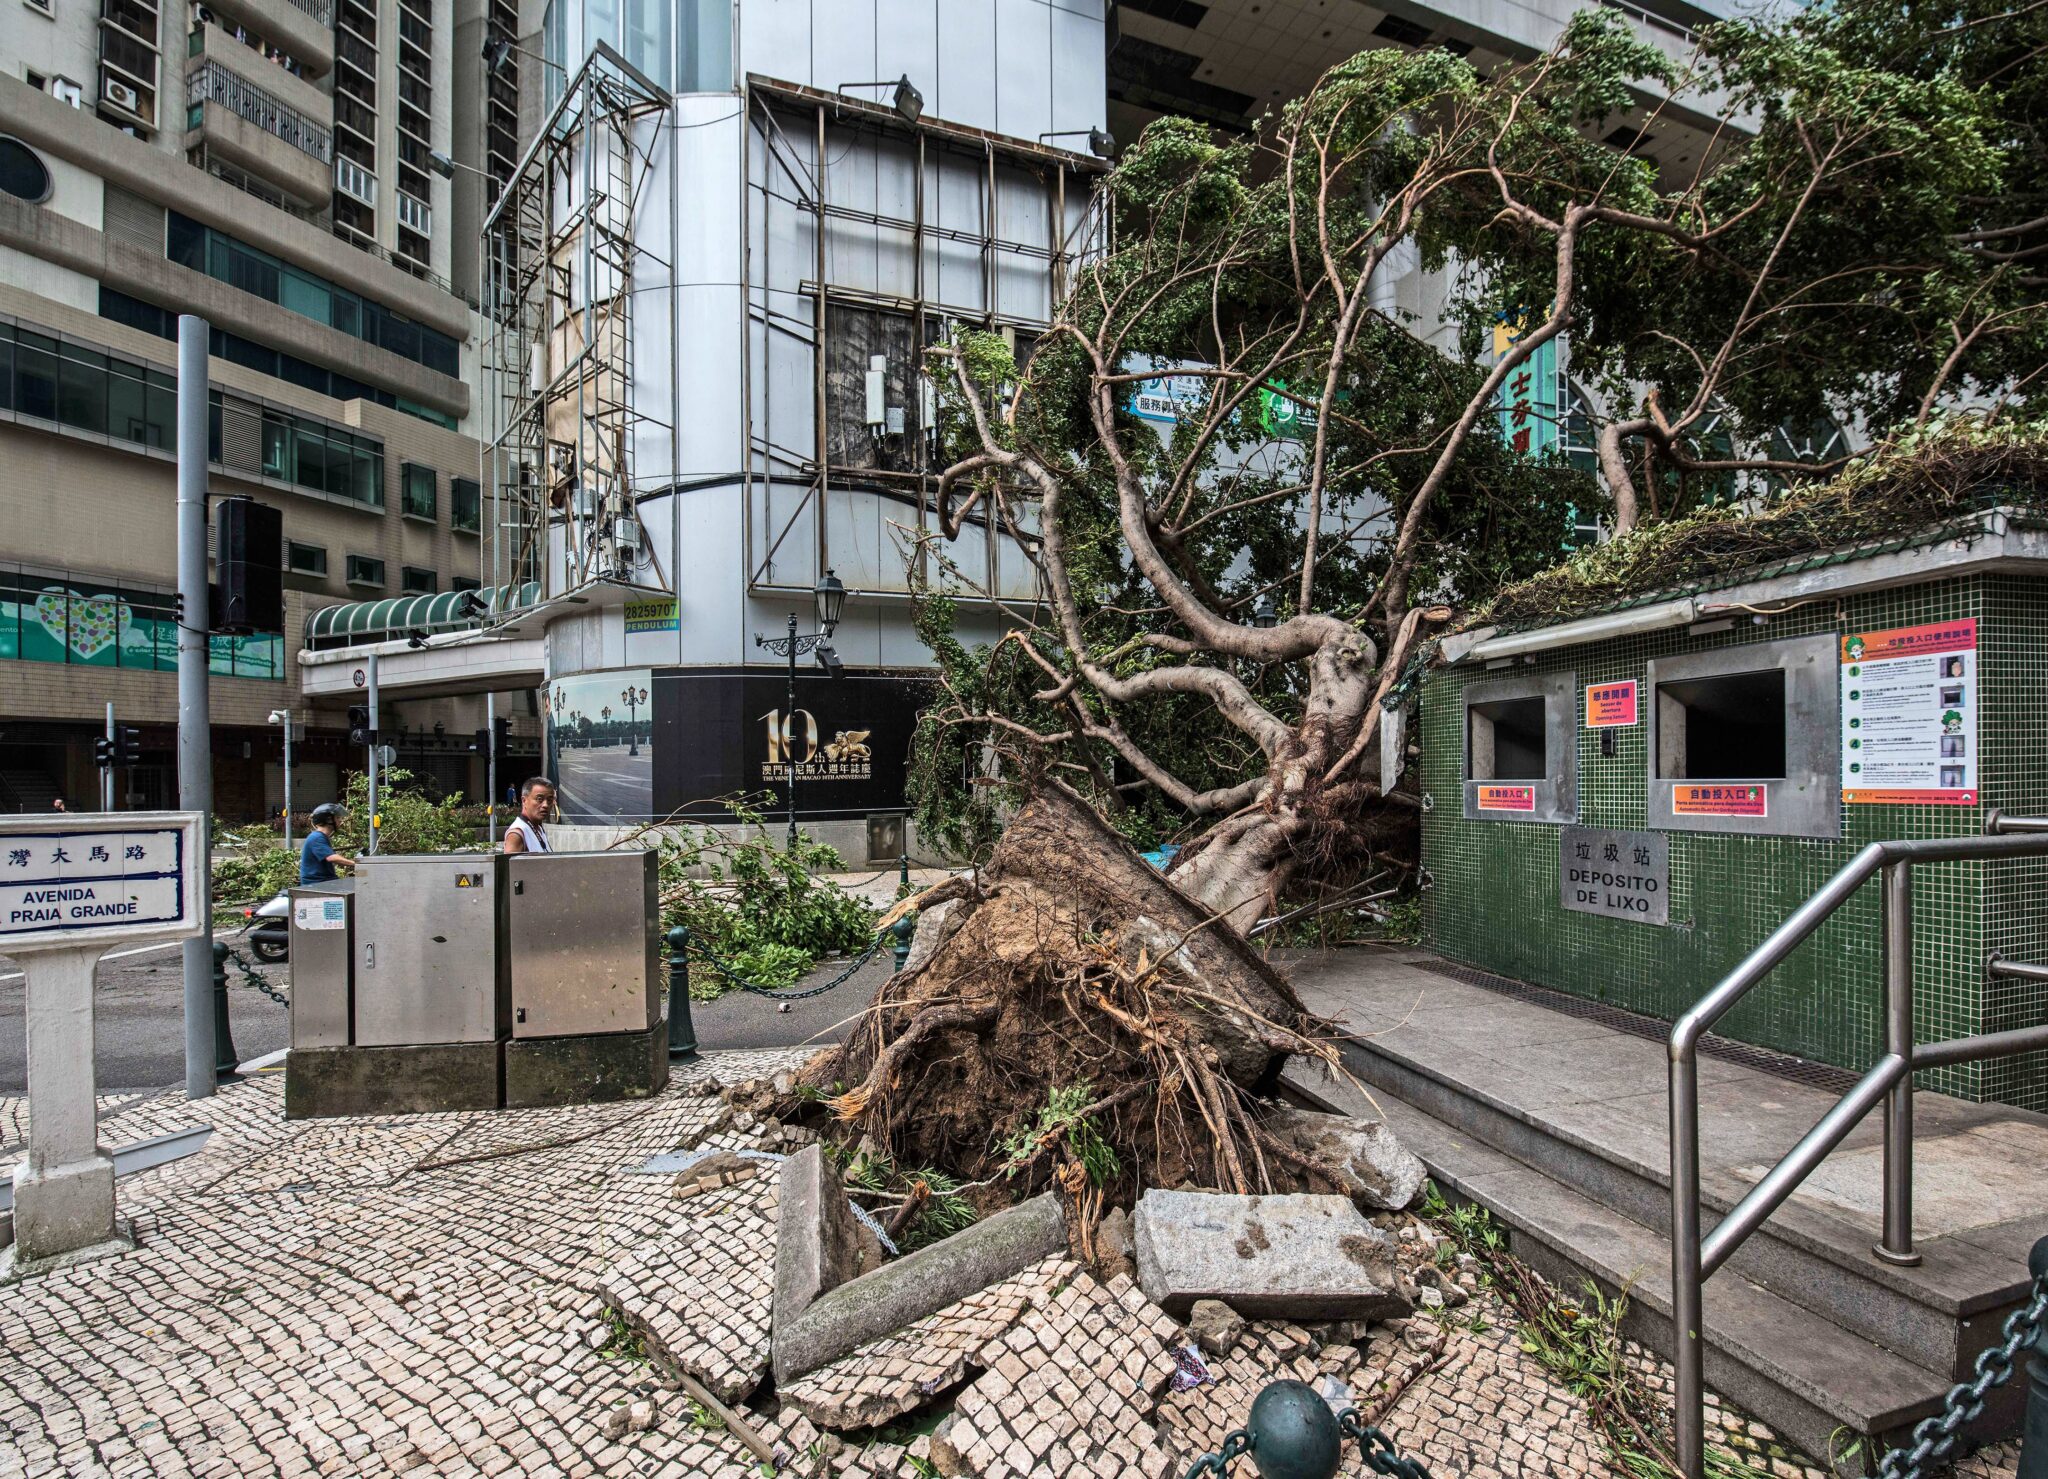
<box><xmin>310</xmin><ymin>803</ymin><xmax>344</xmax><ymax>827</ymax></box>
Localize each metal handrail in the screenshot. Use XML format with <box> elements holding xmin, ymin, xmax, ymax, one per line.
<box><xmin>1669</xmin><ymin>816</ymin><xmax>2048</xmax><ymax>1478</ymax></box>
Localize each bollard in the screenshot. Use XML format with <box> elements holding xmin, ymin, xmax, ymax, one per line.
<box><xmin>1245</xmin><ymin>1380</ymin><xmax>1342</xmax><ymax>1479</ymax></box>
<box><xmin>891</xmin><ymin>912</ymin><xmax>916</xmax><ymax>974</ymax></box>
<box><xmin>2021</xmin><ymin>1236</ymin><xmax>2048</xmax><ymax>1479</ymax></box>
<box><xmin>666</xmin><ymin>924</ymin><xmax>698</xmax><ymax>1060</ymax></box>
<box><xmin>898</xmin><ymin>849</ymin><xmax>911</xmax><ymax>893</ymax></box>
<box><xmin>211</xmin><ymin>941</ymin><xmax>240</xmax><ymax>1080</ymax></box>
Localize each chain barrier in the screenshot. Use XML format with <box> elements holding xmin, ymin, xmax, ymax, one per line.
<box><xmin>1182</xmin><ymin>1382</ymin><xmax>1431</xmax><ymax>1479</ymax></box>
<box><xmin>686</xmin><ymin>938</ymin><xmax>887</xmax><ymax>1001</ymax></box>
<box><xmin>1339</xmin><ymin>1411</ymin><xmax>1434</xmax><ymax>1479</ymax></box>
<box><xmin>1875</xmin><ymin>1252</ymin><xmax>2048</xmax><ymax>1479</ymax></box>
<box><xmin>221</xmin><ymin>941</ymin><xmax>292</xmax><ymax>1008</ymax></box>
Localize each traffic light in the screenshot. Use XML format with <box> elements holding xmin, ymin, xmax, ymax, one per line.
<box><xmin>92</xmin><ymin>728</ymin><xmax>142</xmax><ymax>767</ymax></box>
<box><xmin>470</xmin><ymin>716</ymin><xmax>512</xmax><ymax>764</ymax></box>
<box><xmin>348</xmin><ymin>705</ymin><xmax>372</xmax><ymax>747</ymax></box>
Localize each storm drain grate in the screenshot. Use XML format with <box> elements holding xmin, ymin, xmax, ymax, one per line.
<box><xmin>1413</xmin><ymin>958</ymin><xmax>1863</xmax><ymax>1094</ymax></box>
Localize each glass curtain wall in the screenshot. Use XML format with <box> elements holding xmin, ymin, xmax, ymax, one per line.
<box><xmin>543</xmin><ymin>0</ymin><xmax>730</xmax><ymax>107</ymax></box>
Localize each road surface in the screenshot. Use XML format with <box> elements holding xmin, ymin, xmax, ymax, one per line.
<box><xmin>555</xmin><ymin>742</ymin><xmax>652</xmax><ymax>820</ymax></box>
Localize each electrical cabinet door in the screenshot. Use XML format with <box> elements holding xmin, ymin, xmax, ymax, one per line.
<box><xmin>288</xmin><ymin>881</ymin><xmax>354</xmax><ymax>1048</ymax></box>
<box><xmin>353</xmin><ymin>855</ymin><xmax>504</xmax><ymax>1046</ymax></box>
<box><xmin>503</xmin><ymin>850</ymin><xmax>658</xmax><ymax>1038</ymax></box>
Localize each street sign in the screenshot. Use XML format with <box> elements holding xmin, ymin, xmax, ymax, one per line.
<box><xmin>353</xmin><ymin>668</ymin><xmax>367</xmax><ymax>688</ymax></box>
<box><xmin>0</xmin><ymin>812</ymin><xmax>204</xmax><ymax>954</ymax></box>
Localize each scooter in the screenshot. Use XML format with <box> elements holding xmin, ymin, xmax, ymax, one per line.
<box><xmin>242</xmin><ymin>890</ymin><xmax>290</xmax><ymax>963</ymax></box>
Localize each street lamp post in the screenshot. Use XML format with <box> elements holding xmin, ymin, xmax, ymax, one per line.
<box><xmin>622</xmin><ymin>686</ymin><xmax>647</xmax><ymax>757</ymax></box>
<box><xmin>269</xmin><ymin>710</ymin><xmax>293</xmax><ymax>852</ymax></box>
<box><xmin>754</xmin><ymin>570</ymin><xmax>848</xmax><ymax>851</ymax></box>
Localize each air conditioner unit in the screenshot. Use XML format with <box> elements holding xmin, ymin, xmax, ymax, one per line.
<box><xmin>103</xmin><ymin>78</ymin><xmax>140</xmax><ymax>112</ymax></box>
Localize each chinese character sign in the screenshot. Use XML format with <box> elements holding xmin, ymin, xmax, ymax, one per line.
<box><xmin>1492</xmin><ymin>316</ymin><xmax>1560</xmax><ymax>459</ymax></box>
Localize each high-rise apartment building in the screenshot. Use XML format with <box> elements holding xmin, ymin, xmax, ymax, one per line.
<box><xmin>0</xmin><ymin>0</ymin><xmax>538</xmax><ymax>819</ymax></box>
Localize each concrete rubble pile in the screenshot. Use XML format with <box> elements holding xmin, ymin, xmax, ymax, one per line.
<box><xmin>590</xmin><ymin>1064</ymin><xmax>1461</xmax><ymax>1477</ymax></box>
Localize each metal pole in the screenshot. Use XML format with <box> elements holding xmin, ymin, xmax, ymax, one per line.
<box><xmin>786</xmin><ymin>613</ymin><xmax>799</xmax><ymax>852</ymax></box>
<box><xmin>102</xmin><ymin>703</ymin><xmax>115</xmax><ymax>811</ymax></box>
<box><xmin>281</xmin><ymin>713</ymin><xmax>293</xmax><ymax>854</ymax></box>
<box><xmin>1669</xmin><ymin>1047</ymin><xmax>1705</xmax><ymax>1479</ymax></box>
<box><xmin>366</xmin><ymin>653</ymin><xmax>381</xmax><ymax>854</ymax></box>
<box><xmin>486</xmin><ymin>691</ymin><xmax>498</xmax><ymax>841</ymax></box>
<box><xmin>177</xmin><ymin>314</ymin><xmax>217</xmax><ymax>1100</ymax></box>
<box><xmin>1879</xmin><ymin>861</ymin><xmax>1920</xmax><ymax>1264</ymax></box>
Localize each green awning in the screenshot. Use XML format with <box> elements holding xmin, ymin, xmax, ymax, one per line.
<box><xmin>304</xmin><ymin>581</ymin><xmax>541</xmax><ymax>648</ymax></box>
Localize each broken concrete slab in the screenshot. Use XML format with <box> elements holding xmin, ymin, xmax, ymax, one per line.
<box><xmin>772</xmin><ymin>1145</ymin><xmax>872</xmax><ymax>1338</ymax></box>
<box><xmin>778</xmin><ymin>1255</ymin><xmax>1075</xmax><ymax>1431</ymax></box>
<box><xmin>1262</xmin><ymin>1105</ymin><xmax>1427</xmax><ymax>1212</ymax></box>
<box><xmin>1278</xmin><ymin>1053</ymin><xmax>1382</xmax><ymax>1120</ymax></box>
<box><xmin>1132</xmin><ymin>1189</ymin><xmax>1409</xmax><ymax>1321</ymax></box>
<box><xmin>1188</xmin><ymin>1299</ymin><xmax>1245</xmax><ymax>1356</ymax></box>
<box><xmin>772</xmin><ymin>1193</ymin><xmax>1067</xmax><ymax>1384</ymax></box>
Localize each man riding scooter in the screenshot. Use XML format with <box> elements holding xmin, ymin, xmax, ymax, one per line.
<box><xmin>244</xmin><ymin>803</ymin><xmax>357</xmax><ymax>961</ymax></box>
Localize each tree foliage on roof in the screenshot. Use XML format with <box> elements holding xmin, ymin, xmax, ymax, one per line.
<box><xmin>1474</xmin><ymin>417</ymin><xmax>2048</xmax><ymax>630</ymax></box>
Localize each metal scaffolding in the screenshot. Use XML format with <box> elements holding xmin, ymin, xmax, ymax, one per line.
<box><xmin>480</xmin><ymin>41</ymin><xmax>676</xmax><ymax>600</ymax></box>
<box><xmin>741</xmin><ymin>76</ymin><xmax>1110</xmax><ymax>602</ymax></box>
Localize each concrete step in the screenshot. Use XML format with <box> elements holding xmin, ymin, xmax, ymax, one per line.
<box><xmin>1366</xmin><ymin>1089</ymin><xmax>1965</xmax><ymax>1468</ymax></box>
<box><xmin>1338</xmin><ymin>1026</ymin><xmax>2025</xmax><ymax>1384</ymax></box>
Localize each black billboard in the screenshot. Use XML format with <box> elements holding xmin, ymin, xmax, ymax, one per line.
<box><xmin>651</xmin><ymin>668</ymin><xmax>931</xmax><ymax>822</ymax></box>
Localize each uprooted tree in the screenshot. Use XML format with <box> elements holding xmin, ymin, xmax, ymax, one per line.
<box><xmin>796</xmin><ymin>8</ymin><xmax>2043</xmax><ymax>1202</ymax></box>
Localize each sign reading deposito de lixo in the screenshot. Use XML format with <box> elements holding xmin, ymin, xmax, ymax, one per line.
<box><xmin>0</xmin><ymin>812</ymin><xmax>204</xmax><ymax>953</ymax></box>
<box><xmin>1560</xmin><ymin>826</ymin><xmax>1669</xmax><ymax>925</ymax></box>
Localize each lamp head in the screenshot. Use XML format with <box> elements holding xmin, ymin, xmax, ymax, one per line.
<box><xmin>482</xmin><ymin>35</ymin><xmax>511</xmax><ymax>72</ymax></box>
<box><xmin>815</xmin><ymin>568</ymin><xmax>847</xmax><ymax>635</ymax></box>
<box><xmin>1251</xmin><ymin>593</ymin><xmax>1280</xmax><ymax>629</ymax></box>
<box><xmin>1089</xmin><ymin>127</ymin><xmax>1117</xmax><ymax>158</ymax></box>
<box><xmin>892</xmin><ymin>75</ymin><xmax>924</xmax><ymax>125</ymax></box>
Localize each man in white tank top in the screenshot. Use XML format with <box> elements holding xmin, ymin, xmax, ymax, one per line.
<box><xmin>504</xmin><ymin>776</ymin><xmax>556</xmax><ymax>853</ymax></box>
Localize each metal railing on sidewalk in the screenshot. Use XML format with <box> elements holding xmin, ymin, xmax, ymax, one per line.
<box><xmin>1668</xmin><ymin>814</ymin><xmax>2048</xmax><ymax>1478</ymax></box>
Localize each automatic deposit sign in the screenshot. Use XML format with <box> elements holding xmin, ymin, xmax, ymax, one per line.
<box><xmin>1585</xmin><ymin>680</ymin><xmax>1639</xmax><ymax>729</ymax></box>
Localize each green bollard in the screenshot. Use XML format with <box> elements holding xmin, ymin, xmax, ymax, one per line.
<box><xmin>666</xmin><ymin>924</ymin><xmax>698</xmax><ymax>1060</ymax></box>
<box><xmin>2019</xmin><ymin>1236</ymin><xmax>2048</xmax><ymax>1479</ymax></box>
<box><xmin>898</xmin><ymin>849</ymin><xmax>911</xmax><ymax>893</ymax></box>
<box><xmin>1246</xmin><ymin>1380</ymin><xmax>1342</xmax><ymax>1479</ymax></box>
<box><xmin>891</xmin><ymin>912</ymin><xmax>916</xmax><ymax>974</ymax></box>
<box><xmin>212</xmin><ymin>941</ymin><xmax>241</xmax><ymax>1080</ymax></box>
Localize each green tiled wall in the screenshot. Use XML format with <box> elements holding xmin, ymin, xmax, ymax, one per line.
<box><xmin>1421</xmin><ymin>574</ymin><xmax>2048</xmax><ymax>1110</ymax></box>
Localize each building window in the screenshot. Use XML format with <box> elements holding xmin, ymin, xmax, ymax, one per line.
<box><xmin>286</xmin><ymin>540</ymin><xmax>328</xmax><ymax>576</ymax></box>
<box><xmin>1461</xmin><ymin>671</ymin><xmax>1576</xmax><ymax>824</ymax></box>
<box><xmin>451</xmin><ymin>575</ymin><xmax>481</xmax><ymax>592</ymax></box>
<box><xmin>0</xmin><ymin>137</ymin><xmax>54</xmax><ymax>203</ymax></box>
<box><xmin>346</xmin><ymin>554</ymin><xmax>385</xmax><ymax>588</ymax></box>
<box><xmin>401</xmin><ymin>462</ymin><xmax>436</xmax><ymax>521</ymax></box>
<box><xmin>213</xmin><ymin>396</ymin><xmax>384</xmax><ymax>507</ymax></box>
<box><xmin>164</xmin><ymin>212</ymin><xmax>460</xmax><ymax>378</ymax></box>
<box><xmin>450</xmin><ymin>476</ymin><xmax>480</xmax><ymax>532</ymax></box>
<box><xmin>1655</xmin><ymin>670</ymin><xmax>1787</xmax><ymax>781</ymax></box>
<box><xmin>401</xmin><ymin>565</ymin><xmax>436</xmax><ymax>594</ymax></box>
<box><xmin>99</xmin><ymin>287</ymin><xmax>455</xmax><ymax>428</ymax></box>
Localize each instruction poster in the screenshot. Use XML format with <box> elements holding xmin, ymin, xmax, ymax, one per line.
<box><xmin>1840</xmin><ymin>619</ymin><xmax>1978</xmax><ymax>805</ymax></box>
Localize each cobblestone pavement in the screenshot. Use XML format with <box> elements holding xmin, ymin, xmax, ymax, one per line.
<box><xmin>0</xmin><ymin>1050</ymin><xmax>2029</xmax><ymax>1479</ymax></box>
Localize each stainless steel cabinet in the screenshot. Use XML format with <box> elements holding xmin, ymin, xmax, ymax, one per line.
<box><xmin>503</xmin><ymin>850</ymin><xmax>658</xmax><ymax>1038</ymax></box>
<box><xmin>288</xmin><ymin>880</ymin><xmax>355</xmax><ymax>1048</ymax></box>
<box><xmin>353</xmin><ymin>855</ymin><xmax>505</xmax><ymax>1046</ymax></box>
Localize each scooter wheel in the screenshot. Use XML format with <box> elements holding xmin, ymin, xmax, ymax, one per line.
<box><xmin>250</xmin><ymin>937</ymin><xmax>289</xmax><ymax>964</ymax></box>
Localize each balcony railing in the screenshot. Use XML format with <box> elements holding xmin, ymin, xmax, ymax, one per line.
<box><xmin>187</xmin><ymin>59</ymin><xmax>332</xmax><ymax>162</ymax></box>
<box><xmin>281</xmin><ymin>0</ymin><xmax>334</xmax><ymax>25</ymax></box>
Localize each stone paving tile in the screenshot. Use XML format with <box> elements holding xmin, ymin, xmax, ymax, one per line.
<box><xmin>0</xmin><ymin>1048</ymin><xmax>816</xmax><ymax>1479</ymax></box>
<box><xmin>780</xmin><ymin>1255</ymin><xmax>1076</xmax><ymax>1431</ymax></box>
<box><xmin>0</xmin><ymin>1092</ymin><xmax>150</xmax><ymax>1155</ymax></box>
<box><xmin>595</xmin><ymin>1176</ymin><xmax>782</xmax><ymax>1403</ymax></box>
<box><xmin>938</xmin><ymin>1270</ymin><xmax>1186</xmax><ymax>1479</ymax></box>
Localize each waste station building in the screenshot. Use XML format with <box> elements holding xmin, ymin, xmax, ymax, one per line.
<box><xmin>1418</xmin><ymin>503</ymin><xmax>2048</xmax><ymax>1111</ymax></box>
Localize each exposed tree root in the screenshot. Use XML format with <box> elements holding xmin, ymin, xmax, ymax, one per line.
<box><xmin>789</xmin><ymin>781</ymin><xmax>1366</xmax><ymax>1205</ymax></box>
